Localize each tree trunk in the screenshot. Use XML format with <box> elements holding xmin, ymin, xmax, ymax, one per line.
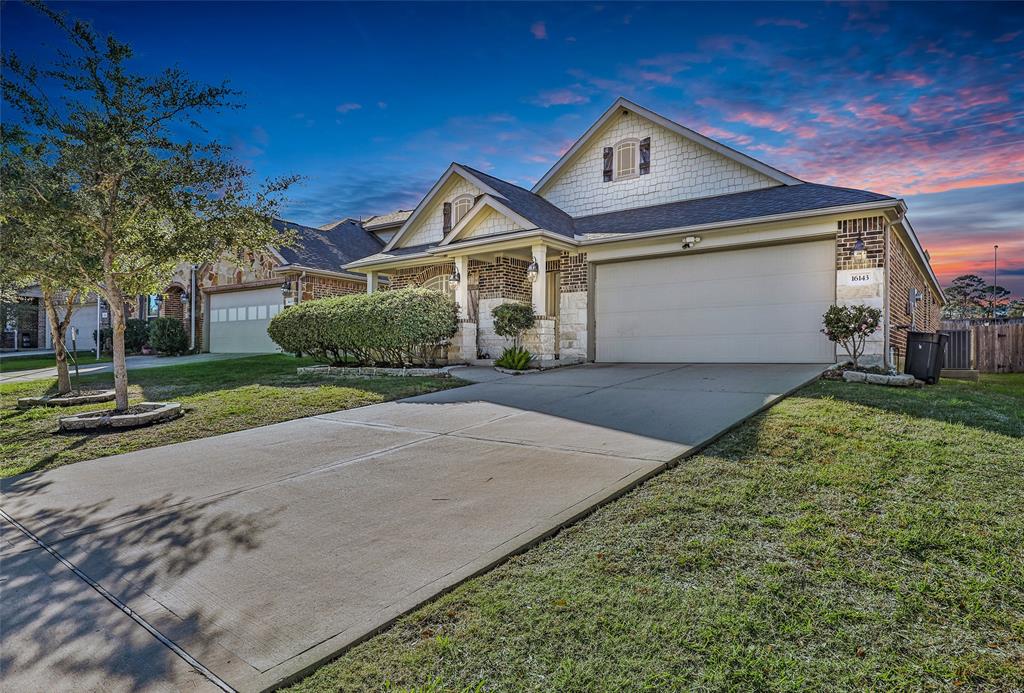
<box><xmin>107</xmin><ymin>297</ymin><xmax>130</xmax><ymax>410</ymax></box>
<box><xmin>41</xmin><ymin>288</ymin><xmax>72</xmax><ymax>395</ymax></box>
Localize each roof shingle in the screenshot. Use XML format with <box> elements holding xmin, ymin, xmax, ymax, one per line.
<box><xmin>274</xmin><ymin>218</ymin><xmax>383</xmax><ymax>272</ymax></box>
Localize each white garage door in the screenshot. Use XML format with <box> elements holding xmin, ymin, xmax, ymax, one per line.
<box><xmin>595</xmin><ymin>240</ymin><xmax>836</xmax><ymax>363</ymax></box>
<box><xmin>47</xmin><ymin>303</ymin><xmax>99</xmax><ymax>352</ymax></box>
<box><xmin>209</xmin><ymin>287</ymin><xmax>284</xmax><ymax>354</ymax></box>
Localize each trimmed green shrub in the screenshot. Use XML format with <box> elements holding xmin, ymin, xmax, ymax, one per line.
<box><xmin>125</xmin><ymin>318</ymin><xmax>150</xmax><ymax>352</ymax></box>
<box><xmin>148</xmin><ymin>317</ymin><xmax>189</xmax><ymax>355</ymax></box>
<box><xmin>492</xmin><ymin>302</ymin><xmax>535</xmax><ymax>348</ymax></box>
<box><xmin>267</xmin><ymin>287</ymin><xmax>458</xmax><ymax>367</ymax></box>
<box><xmin>495</xmin><ymin>346</ymin><xmax>533</xmax><ymax>370</ymax></box>
<box><xmin>821</xmin><ymin>304</ymin><xmax>881</xmax><ymax>369</ymax></box>
<box><xmin>93</xmin><ymin>317</ymin><xmax>149</xmax><ymax>354</ymax></box>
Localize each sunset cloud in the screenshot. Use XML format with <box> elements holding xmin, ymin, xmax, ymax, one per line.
<box><xmin>335</xmin><ymin>102</ymin><xmax>362</xmax><ymax>114</ymax></box>
<box><xmin>530</xmin><ymin>21</ymin><xmax>547</xmax><ymax>40</ymax></box>
<box><xmin>531</xmin><ymin>87</ymin><xmax>589</xmax><ymax>107</ymax></box>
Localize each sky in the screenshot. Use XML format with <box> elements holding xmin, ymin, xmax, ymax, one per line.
<box><xmin>3</xmin><ymin>1</ymin><xmax>1023</xmax><ymax>296</ymax></box>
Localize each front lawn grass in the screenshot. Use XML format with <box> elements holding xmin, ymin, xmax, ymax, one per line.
<box><xmin>289</xmin><ymin>374</ymin><xmax>1024</xmax><ymax>692</ymax></box>
<box><xmin>0</xmin><ymin>351</ymin><xmax>110</xmax><ymax>373</ymax></box>
<box><xmin>0</xmin><ymin>354</ymin><xmax>461</xmax><ymax>478</ymax></box>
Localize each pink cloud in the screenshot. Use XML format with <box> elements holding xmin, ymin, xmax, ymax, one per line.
<box><xmin>755</xmin><ymin>17</ymin><xmax>808</xmax><ymax>29</ymax></box>
<box><xmin>335</xmin><ymin>103</ymin><xmax>361</xmax><ymax>114</ymax></box>
<box><xmin>532</xmin><ymin>88</ymin><xmax>589</xmax><ymax>107</ymax></box>
<box><xmin>890</xmin><ymin>71</ymin><xmax>934</xmax><ymax>88</ymax></box>
<box><xmin>530</xmin><ymin>21</ymin><xmax>547</xmax><ymax>40</ymax></box>
<box><xmin>994</xmin><ymin>30</ymin><xmax>1021</xmax><ymax>43</ymax></box>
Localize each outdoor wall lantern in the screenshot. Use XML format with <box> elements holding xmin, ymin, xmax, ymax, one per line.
<box><xmin>681</xmin><ymin>235</ymin><xmax>702</xmax><ymax>249</ymax></box>
<box><xmin>448</xmin><ymin>268</ymin><xmax>461</xmax><ymax>291</ymax></box>
<box><xmin>281</xmin><ymin>279</ymin><xmax>293</xmax><ymax>296</ymax></box>
<box><xmin>852</xmin><ymin>234</ymin><xmax>867</xmax><ymax>262</ymax></box>
<box><xmin>526</xmin><ymin>257</ymin><xmax>539</xmax><ymax>282</ymax></box>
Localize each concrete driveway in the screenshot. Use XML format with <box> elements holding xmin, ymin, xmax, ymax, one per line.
<box><xmin>0</xmin><ymin>362</ymin><xmax>825</xmax><ymax>692</ymax></box>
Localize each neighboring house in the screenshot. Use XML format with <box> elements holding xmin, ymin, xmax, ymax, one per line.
<box><xmin>2</xmin><ymin>286</ymin><xmax>111</xmax><ymax>353</ymax></box>
<box><xmin>159</xmin><ymin>217</ymin><xmax>389</xmax><ymax>353</ymax></box>
<box><xmin>347</xmin><ymin>97</ymin><xmax>943</xmax><ymax>368</ymax></box>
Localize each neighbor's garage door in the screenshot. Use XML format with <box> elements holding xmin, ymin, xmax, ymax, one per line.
<box><xmin>208</xmin><ymin>287</ymin><xmax>284</xmax><ymax>353</ymax></box>
<box><xmin>595</xmin><ymin>240</ymin><xmax>836</xmax><ymax>363</ymax></box>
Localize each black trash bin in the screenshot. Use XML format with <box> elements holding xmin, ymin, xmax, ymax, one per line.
<box><xmin>905</xmin><ymin>331</ymin><xmax>948</xmax><ymax>384</ymax></box>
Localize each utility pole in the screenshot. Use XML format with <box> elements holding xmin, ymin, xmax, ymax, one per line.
<box><xmin>993</xmin><ymin>244</ymin><xmax>999</xmax><ymax>319</ymax></box>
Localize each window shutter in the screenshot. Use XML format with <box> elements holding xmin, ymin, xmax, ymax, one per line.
<box><xmin>602</xmin><ymin>147</ymin><xmax>613</xmax><ymax>181</ymax></box>
<box><xmin>442</xmin><ymin>202</ymin><xmax>452</xmax><ymax>234</ymax></box>
<box><xmin>639</xmin><ymin>137</ymin><xmax>650</xmax><ymax>175</ymax></box>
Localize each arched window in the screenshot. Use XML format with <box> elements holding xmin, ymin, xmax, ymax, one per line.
<box><xmin>422</xmin><ymin>274</ymin><xmax>454</xmax><ymax>297</ymax></box>
<box><xmin>614</xmin><ymin>139</ymin><xmax>639</xmax><ymax>179</ymax></box>
<box><xmin>452</xmin><ymin>195</ymin><xmax>474</xmax><ymax>226</ymax></box>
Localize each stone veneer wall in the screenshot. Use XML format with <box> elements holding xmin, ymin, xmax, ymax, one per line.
<box><xmin>558</xmin><ymin>251</ymin><xmax>589</xmax><ymax>363</ymax></box>
<box><xmin>834</xmin><ymin>217</ymin><xmax>887</xmax><ymax>365</ymax></box>
<box><xmin>887</xmin><ymin>231</ymin><xmax>941</xmax><ymax>367</ymax></box>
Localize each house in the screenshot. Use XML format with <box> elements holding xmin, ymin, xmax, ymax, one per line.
<box><xmin>2</xmin><ymin>287</ymin><xmax>111</xmax><ymax>353</ymax></box>
<box><xmin>346</xmin><ymin>97</ymin><xmax>944</xmax><ymax>368</ymax></box>
<box><xmin>159</xmin><ymin>217</ymin><xmax>397</xmax><ymax>353</ymax></box>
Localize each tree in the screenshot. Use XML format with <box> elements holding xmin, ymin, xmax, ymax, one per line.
<box><xmin>2</xmin><ymin>2</ymin><xmax>296</xmax><ymax>409</ymax></box>
<box><xmin>982</xmin><ymin>284</ymin><xmax>1011</xmax><ymax>318</ymax></box>
<box><xmin>0</xmin><ymin>129</ymin><xmax>95</xmax><ymax>394</ymax></box>
<box><xmin>821</xmin><ymin>304</ymin><xmax>881</xmax><ymax>369</ymax></box>
<box><xmin>941</xmin><ymin>274</ymin><xmax>988</xmax><ymax>320</ymax></box>
<box><xmin>492</xmin><ymin>302</ymin><xmax>536</xmax><ymax>349</ymax></box>
<box><xmin>1007</xmin><ymin>299</ymin><xmax>1024</xmax><ymax>319</ymax></box>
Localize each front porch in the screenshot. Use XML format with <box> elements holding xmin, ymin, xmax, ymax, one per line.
<box><xmin>363</xmin><ymin>239</ymin><xmax>588</xmax><ymax>366</ymax></box>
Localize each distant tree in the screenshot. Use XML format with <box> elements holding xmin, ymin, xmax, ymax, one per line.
<box><xmin>2</xmin><ymin>2</ymin><xmax>296</xmax><ymax>409</ymax></box>
<box><xmin>1007</xmin><ymin>299</ymin><xmax>1024</xmax><ymax>319</ymax></box>
<box><xmin>982</xmin><ymin>284</ymin><xmax>1012</xmax><ymax>318</ymax></box>
<box><xmin>941</xmin><ymin>274</ymin><xmax>988</xmax><ymax>320</ymax></box>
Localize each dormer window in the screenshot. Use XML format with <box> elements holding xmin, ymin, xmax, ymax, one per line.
<box><xmin>452</xmin><ymin>195</ymin><xmax>473</xmax><ymax>226</ymax></box>
<box><xmin>603</xmin><ymin>136</ymin><xmax>651</xmax><ymax>182</ymax></box>
<box><xmin>615</xmin><ymin>139</ymin><xmax>639</xmax><ymax>179</ymax></box>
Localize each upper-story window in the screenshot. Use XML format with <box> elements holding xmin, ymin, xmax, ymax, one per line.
<box><xmin>603</xmin><ymin>137</ymin><xmax>650</xmax><ymax>182</ymax></box>
<box><xmin>452</xmin><ymin>195</ymin><xmax>474</xmax><ymax>226</ymax></box>
<box><xmin>615</xmin><ymin>139</ymin><xmax>639</xmax><ymax>179</ymax></box>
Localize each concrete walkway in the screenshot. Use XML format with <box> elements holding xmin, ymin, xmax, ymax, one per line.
<box><xmin>0</xmin><ymin>352</ymin><xmax>248</xmax><ymax>384</ymax></box>
<box><xmin>0</xmin><ymin>362</ymin><xmax>826</xmax><ymax>692</ymax></box>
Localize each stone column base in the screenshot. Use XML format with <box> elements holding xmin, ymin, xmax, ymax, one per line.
<box><xmin>448</xmin><ymin>320</ymin><xmax>477</xmax><ymax>364</ymax></box>
<box><xmin>523</xmin><ymin>318</ymin><xmax>557</xmax><ymax>363</ymax></box>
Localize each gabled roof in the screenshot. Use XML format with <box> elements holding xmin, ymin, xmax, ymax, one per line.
<box><xmin>363</xmin><ymin>210</ymin><xmax>413</xmax><ymax>229</ymax></box>
<box><xmin>574</xmin><ymin>183</ymin><xmax>894</xmax><ymax>237</ymax></box>
<box><xmin>274</xmin><ymin>218</ymin><xmax>383</xmax><ymax>273</ymax></box>
<box><xmin>459</xmin><ymin>165</ymin><xmax>576</xmax><ymax>238</ymax></box>
<box><xmin>532</xmin><ymin>97</ymin><xmax>803</xmax><ymax>194</ymax></box>
<box><xmin>383</xmin><ymin>163</ymin><xmax>503</xmax><ymax>252</ymax></box>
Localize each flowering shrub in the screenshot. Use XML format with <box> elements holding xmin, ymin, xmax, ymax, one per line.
<box><xmin>267</xmin><ymin>288</ymin><xmax>458</xmax><ymax>367</ymax></box>
<box><xmin>821</xmin><ymin>304</ymin><xmax>882</xmax><ymax>368</ymax></box>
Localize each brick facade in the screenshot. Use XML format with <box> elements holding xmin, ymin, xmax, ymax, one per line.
<box><xmin>836</xmin><ymin>216</ymin><xmax>885</xmax><ymax>271</ymax></box>
<box><xmin>559</xmin><ymin>251</ymin><xmax>589</xmax><ymax>292</ymax></box>
<box><xmin>477</xmin><ymin>257</ymin><xmax>530</xmax><ymax>302</ymax></box>
<box><xmin>297</xmin><ymin>274</ymin><xmax>366</xmax><ymax>301</ymax></box>
<box><xmin>887</xmin><ymin>231</ymin><xmax>941</xmax><ymax>365</ymax></box>
<box><xmin>386</xmin><ymin>262</ymin><xmax>456</xmax><ymax>291</ymax></box>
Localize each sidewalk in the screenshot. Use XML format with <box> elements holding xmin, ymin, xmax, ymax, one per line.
<box><xmin>1</xmin><ymin>353</ymin><xmax>247</xmax><ymax>384</ymax></box>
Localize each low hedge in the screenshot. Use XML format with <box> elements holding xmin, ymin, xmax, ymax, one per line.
<box><xmin>267</xmin><ymin>287</ymin><xmax>458</xmax><ymax>367</ymax></box>
<box><xmin>148</xmin><ymin>317</ymin><xmax>189</xmax><ymax>355</ymax></box>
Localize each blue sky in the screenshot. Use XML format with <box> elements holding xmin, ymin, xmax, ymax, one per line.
<box><xmin>3</xmin><ymin>1</ymin><xmax>1023</xmax><ymax>294</ymax></box>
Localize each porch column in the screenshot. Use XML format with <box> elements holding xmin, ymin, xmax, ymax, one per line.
<box><xmin>454</xmin><ymin>255</ymin><xmax>470</xmax><ymax>320</ymax></box>
<box><xmin>366</xmin><ymin>271</ymin><xmax>378</xmax><ymax>294</ymax></box>
<box><xmin>531</xmin><ymin>244</ymin><xmax>547</xmax><ymax>315</ymax></box>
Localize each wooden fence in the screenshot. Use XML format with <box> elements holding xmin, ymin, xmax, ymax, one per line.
<box><xmin>974</xmin><ymin>323</ymin><xmax>1024</xmax><ymax>373</ymax></box>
